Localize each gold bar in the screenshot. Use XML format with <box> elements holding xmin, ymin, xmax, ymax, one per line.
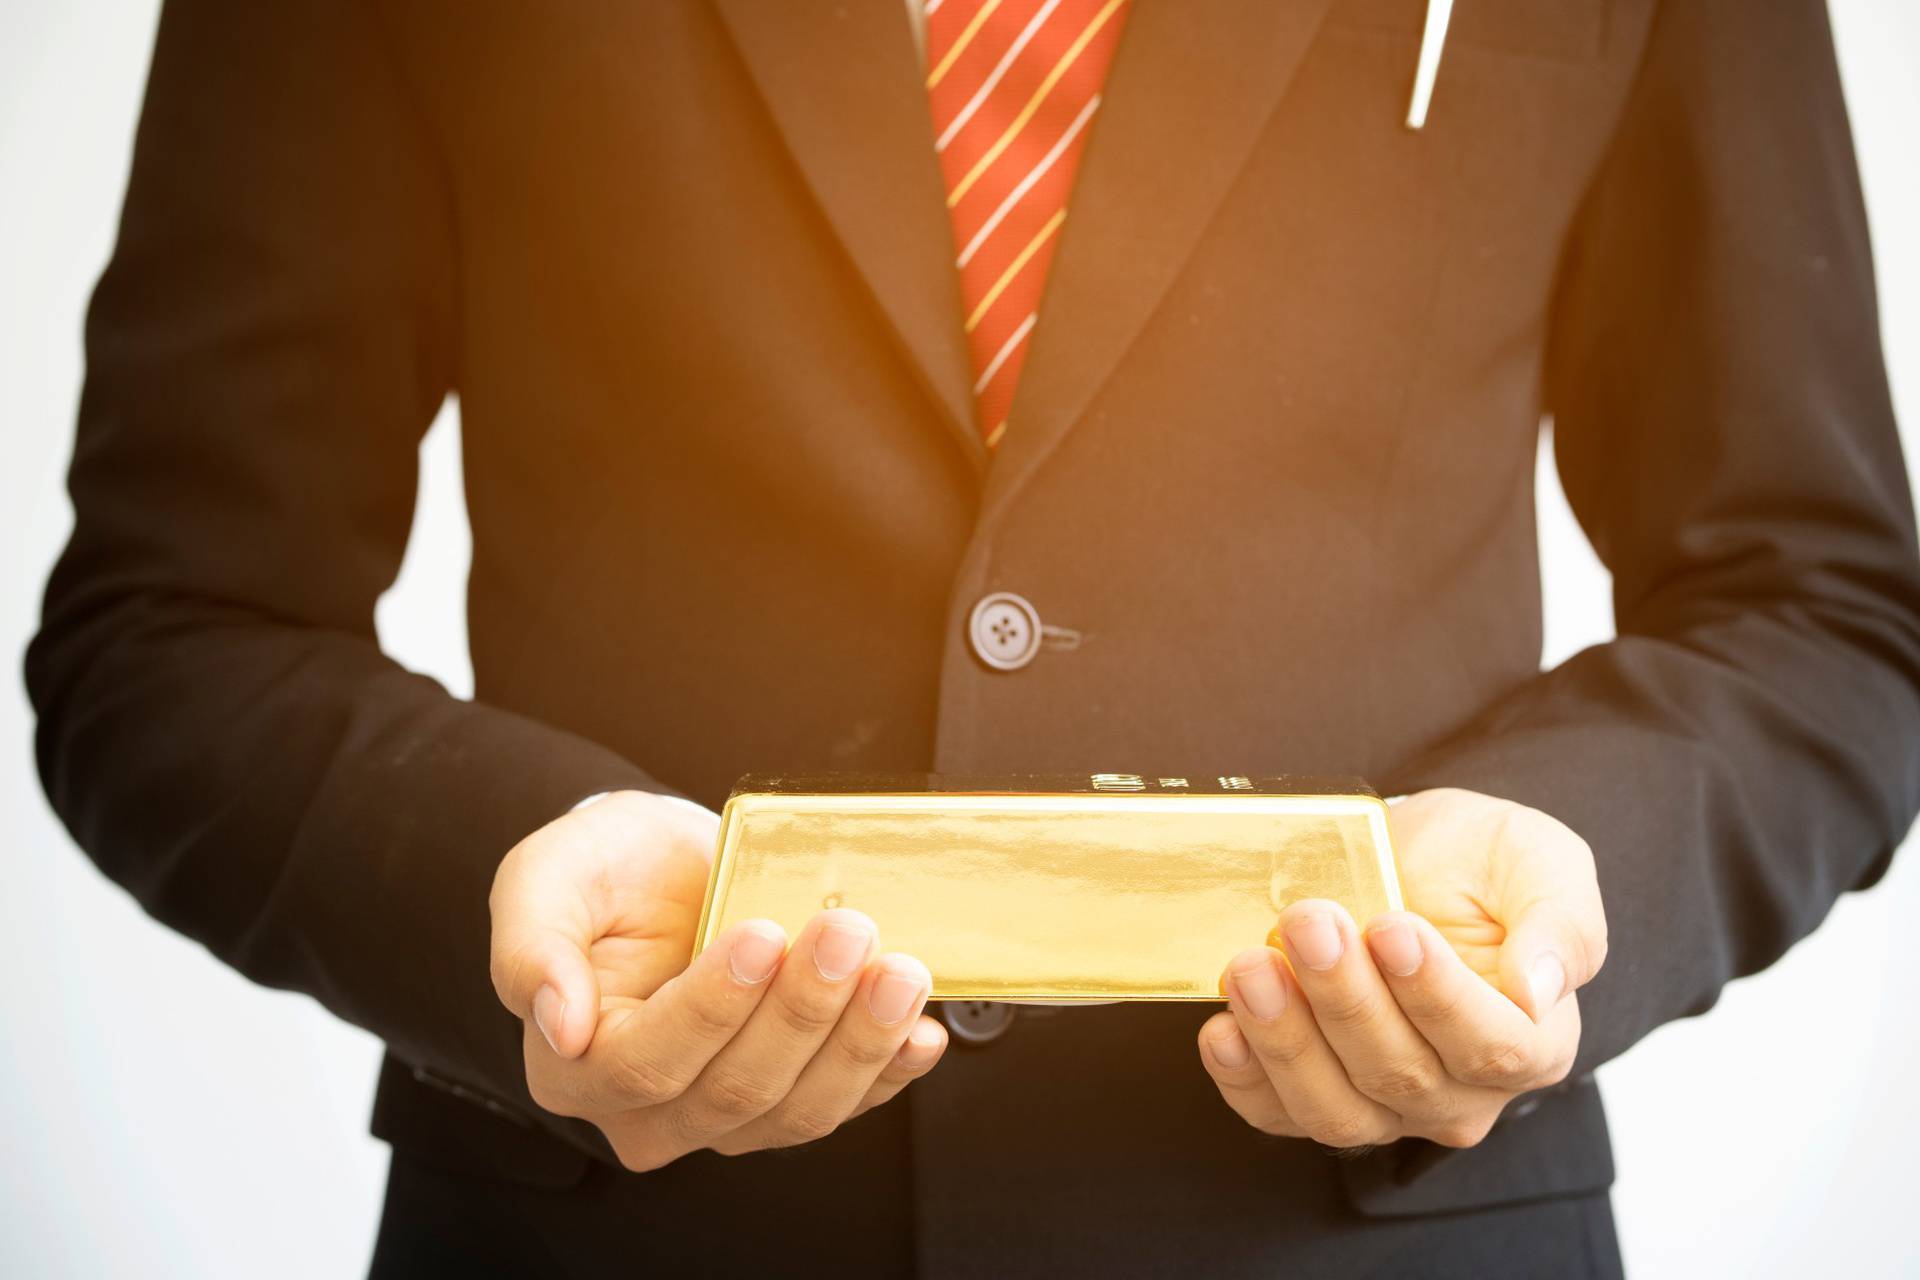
<box><xmin>693</xmin><ymin>773</ymin><xmax>1401</xmax><ymax>1001</ymax></box>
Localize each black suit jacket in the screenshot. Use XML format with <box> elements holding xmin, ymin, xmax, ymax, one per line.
<box><xmin>29</xmin><ymin>0</ymin><xmax>1920</xmax><ymax>1275</ymax></box>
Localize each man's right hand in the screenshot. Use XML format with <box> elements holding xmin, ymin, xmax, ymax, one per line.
<box><xmin>488</xmin><ymin>790</ymin><xmax>948</xmax><ymax>1171</ymax></box>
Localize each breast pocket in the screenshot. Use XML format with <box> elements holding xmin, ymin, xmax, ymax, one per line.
<box><xmin>1326</xmin><ymin>0</ymin><xmax>1608</xmax><ymax>63</ymax></box>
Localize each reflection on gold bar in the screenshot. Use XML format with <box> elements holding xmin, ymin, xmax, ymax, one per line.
<box><xmin>693</xmin><ymin>774</ymin><xmax>1401</xmax><ymax>1001</ymax></box>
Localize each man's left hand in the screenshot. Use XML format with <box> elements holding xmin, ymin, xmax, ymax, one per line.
<box><xmin>1197</xmin><ymin>788</ymin><xmax>1608</xmax><ymax>1150</ymax></box>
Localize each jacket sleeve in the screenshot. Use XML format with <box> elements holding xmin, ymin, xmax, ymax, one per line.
<box><xmin>1381</xmin><ymin>0</ymin><xmax>1920</xmax><ymax>1077</ymax></box>
<box><xmin>24</xmin><ymin>0</ymin><xmax>663</xmax><ymax>1145</ymax></box>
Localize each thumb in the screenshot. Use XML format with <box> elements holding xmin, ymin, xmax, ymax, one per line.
<box><xmin>1488</xmin><ymin>808</ymin><xmax>1608</xmax><ymax>1023</ymax></box>
<box><xmin>489</xmin><ymin>845</ymin><xmax>602</xmax><ymax>1060</ymax></box>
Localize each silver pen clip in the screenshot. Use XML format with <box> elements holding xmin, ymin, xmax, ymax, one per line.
<box><xmin>1405</xmin><ymin>0</ymin><xmax>1454</xmax><ymax>130</ymax></box>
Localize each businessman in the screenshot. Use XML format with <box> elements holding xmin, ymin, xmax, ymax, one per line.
<box><xmin>29</xmin><ymin>1</ymin><xmax>1920</xmax><ymax>1276</ymax></box>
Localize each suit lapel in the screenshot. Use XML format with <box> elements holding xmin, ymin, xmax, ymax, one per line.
<box><xmin>982</xmin><ymin>0</ymin><xmax>1338</xmax><ymax>516</ymax></box>
<box><xmin>711</xmin><ymin>0</ymin><xmax>984</xmax><ymax>472</ymax></box>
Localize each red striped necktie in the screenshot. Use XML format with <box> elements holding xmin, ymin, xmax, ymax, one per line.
<box><xmin>924</xmin><ymin>0</ymin><xmax>1132</xmax><ymax>449</ymax></box>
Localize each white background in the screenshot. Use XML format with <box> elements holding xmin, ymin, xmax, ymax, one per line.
<box><xmin>3</xmin><ymin>3</ymin><xmax>1917</xmax><ymax>1275</ymax></box>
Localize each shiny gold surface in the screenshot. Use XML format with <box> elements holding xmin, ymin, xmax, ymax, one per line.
<box><xmin>694</xmin><ymin>782</ymin><xmax>1400</xmax><ymax>1000</ymax></box>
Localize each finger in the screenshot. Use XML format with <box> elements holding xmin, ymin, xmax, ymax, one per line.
<box><xmin>527</xmin><ymin>917</ymin><xmax>787</xmax><ymax>1116</ymax></box>
<box><xmin>717</xmin><ymin>953</ymin><xmax>933</xmax><ymax>1151</ymax></box>
<box><xmin>1364</xmin><ymin>911</ymin><xmax>1576</xmax><ymax>1093</ymax></box>
<box><xmin>1223</xmin><ymin>947</ymin><xmax>1401</xmax><ymax>1150</ymax></box>
<box><xmin>1196</xmin><ymin>1010</ymin><xmax>1302</xmax><ymax>1137</ymax></box>
<box><xmin>1272</xmin><ymin>900</ymin><xmax>1464</xmax><ymax>1123</ymax></box>
<box><xmin>847</xmin><ymin>1015</ymin><xmax>949</xmax><ymax>1120</ymax></box>
<box><xmin>1499</xmin><ymin>896</ymin><xmax>1607</xmax><ymax>1022</ymax></box>
<box><xmin>1485</xmin><ymin>806</ymin><xmax>1608</xmax><ymax>1021</ymax></box>
<box><xmin>658</xmin><ymin>908</ymin><xmax>876</xmax><ymax>1144</ymax></box>
<box><xmin>490</xmin><ymin>845</ymin><xmax>602</xmax><ymax>1059</ymax></box>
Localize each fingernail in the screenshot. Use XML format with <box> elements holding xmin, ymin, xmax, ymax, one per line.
<box><xmin>1285</xmin><ymin>910</ymin><xmax>1344</xmax><ymax>971</ymax></box>
<box><xmin>1208</xmin><ymin>1026</ymin><xmax>1251</xmax><ymax>1069</ymax></box>
<box><xmin>729</xmin><ymin>922</ymin><xmax>786</xmax><ymax>985</ymax></box>
<box><xmin>897</xmin><ymin>1020</ymin><xmax>944</xmax><ymax>1068</ymax></box>
<box><xmin>1367</xmin><ymin>921</ymin><xmax>1423</xmax><ymax>977</ymax></box>
<box><xmin>1228</xmin><ymin>948</ymin><xmax>1288</xmax><ymax>1021</ymax></box>
<box><xmin>813</xmin><ymin>915</ymin><xmax>876</xmax><ymax>981</ymax></box>
<box><xmin>532</xmin><ymin>984</ymin><xmax>565</xmax><ymax>1054</ymax></box>
<box><xmin>868</xmin><ymin>955</ymin><xmax>930</xmax><ymax>1025</ymax></box>
<box><xmin>1527</xmin><ymin>953</ymin><xmax>1566</xmax><ymax>1018</ymax></box>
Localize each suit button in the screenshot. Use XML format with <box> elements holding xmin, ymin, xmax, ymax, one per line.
<box><xmin>968</xmin><ymin>592</ymin><xmax>1042</xmax><ymax>671</ymax></box>
<box><xmin>940</xmin><ymin>1001</ymin><xmax>1017</xmax><ymax>1045</ymax></box>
